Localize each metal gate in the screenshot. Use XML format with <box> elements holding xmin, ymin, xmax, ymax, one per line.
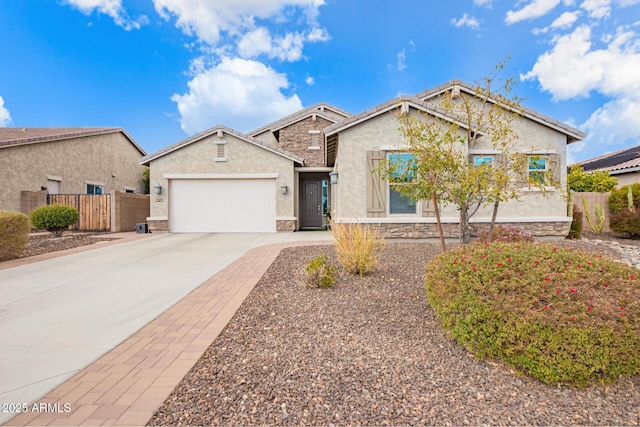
<box><xmin>47</xmin><ymin>194</ymin><xmax>111</xmax><ymax>231</ymax></box>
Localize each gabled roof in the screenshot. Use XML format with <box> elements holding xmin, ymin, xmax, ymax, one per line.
<box><xmin>139</xmin><ymin>125</ymin><xmax>304</xmax><ymax>166</ymax></box>
<box><xmin>249</xmin><ymin>103</ymin><xmax>351</xmax><ymax>137</ymax></box>
<box><xmin>323</xmin><ymin>95</ymin><xmax>471</xmax><ymax>137</ymax></box>
<box><xmin>574</xmin><ymin>144</ymin><xmax>640</xmax><ymax>175</ymax></box>
<box><xmin>418</xmin><ymin>79</ymin><xmax>586</xmax><ymax>143</ymax></box>
<box><xmin>0</xmin><ymin>127</ymin><xmax>146</xmax><ymax>155</ymax></box>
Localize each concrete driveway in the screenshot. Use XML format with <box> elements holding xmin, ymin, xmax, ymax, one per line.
<box><xmin>0</xmin><ymin>231</ymin><xmax>332</xmax><ymax>424</ymax></box>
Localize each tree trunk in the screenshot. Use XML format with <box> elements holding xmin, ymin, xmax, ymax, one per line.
<box><xmin>460</xmin><ymin>208</ymin><xmax>471</xmax><ymax>244</ymax></box>
<box><xmin>487</xmin><ymin>200</ymin><xmax>500</xmax><ymax>242</ymax></box>
<box><xmin>432</xmin><ymin>190</ymin><xmax>446</xmax><ymax>251</ymax></box>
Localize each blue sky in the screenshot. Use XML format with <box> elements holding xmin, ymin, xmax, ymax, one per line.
<box><xmin>1</xmin><ymin>0</ymin><xmax>639</xmax><ymax>164</ymax></box>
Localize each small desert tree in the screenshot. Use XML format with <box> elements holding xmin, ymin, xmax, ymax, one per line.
<box><xmin>384</xmin><ymin>61</ymin><xmax>551</xmax><ymax>244</ymax></box>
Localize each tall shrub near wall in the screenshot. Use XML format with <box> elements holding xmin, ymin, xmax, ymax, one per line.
<box><xmin>0</xmin><ymin>211</ymin><xmax>31</xmax><ymax>261</ymax></box>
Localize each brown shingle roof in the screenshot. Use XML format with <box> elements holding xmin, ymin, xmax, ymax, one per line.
<box><xmin>0</xmin><ymin>127</ymin><xmax>146</xmax><ymax>155</ymax></box>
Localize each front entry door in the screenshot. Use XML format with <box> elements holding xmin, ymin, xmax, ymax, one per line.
<box><xmin>301</xmin><ymin>180</ymin><xmax>323</xmax><ymax>228</ymax></box>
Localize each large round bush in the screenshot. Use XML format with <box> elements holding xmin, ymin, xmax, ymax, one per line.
<box><xmin>30</xmin><ymin>205</ymin><xmax>79</xmax><ymax>237</ymax></box>
<box><xmin>425</xmin><ymin>241</ymin><xmax>640</xmax><ymax>387</ymax></box>
<box><xmin>0</xmin><ymin>210</ymin><xmax>31</xmax><ymax>261</ymax></box>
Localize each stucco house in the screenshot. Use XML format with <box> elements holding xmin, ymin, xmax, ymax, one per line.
<box><xmin>0</xmin><ymin>127</ymin><xmax>147</xmax><ymax>212</ymax></box>
<box><xmin>141</xmin><ymin>80</ymin><xmax>585</xmax><ymax>238</ymax></box>
<box><xmin>571</xmin><ymin>144</ymin><xmax>640</xmax><ymax>187</ymax></box>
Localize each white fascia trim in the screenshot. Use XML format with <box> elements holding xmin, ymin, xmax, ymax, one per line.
<box><xmin>521</xmin><ymin>148</ymin><xmax>557</xmax><ymax>154</ymax></box>
<box><xmin>295</xmin><ymin>167</ymin><xmax>333</xmax><ymax>172</ymax></box>
<box><xmin>335</xmin><ymin>216</ymin><xmax>571</xmax><ymax>224</ymax></box>
<box><xmin>609</xmin><ymin>167</ymin><xmax>640</xmax><ymax>175</ymax></box>
<box><xmin>381</xmin><ymin>145</ymin><xmax>411</xmax><ymax>151</ymax></box>
<box><xmin>469</xmin><ymin>149</ymin><xmax>501</xmax><ymax>155</ymax></box>
<box><xmin>147</xmin><ymin>216</ymin><xmax>168</xmax><ymax>221</ymax></box>
<box><xmin>164</xmin><ymin>173</ymin><xmax>279</xmax><ymax>179</ymax></box>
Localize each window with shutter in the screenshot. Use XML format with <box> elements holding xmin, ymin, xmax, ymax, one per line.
<box><xmin>366</xmin><ymin>151</ymin><xmax>386</xmax><ymax>217</ymax></box>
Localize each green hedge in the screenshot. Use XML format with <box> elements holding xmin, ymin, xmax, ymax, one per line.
<box><xmin>608</xmin><ymin>183</ymin><xmax>640</xmax><ymax>214</ymax></box>
<box><xmin>425</xmin><ymin>241</ymin><xmax>640</xmax><ymax>387</ymax></box>
<box><xmin>30</xmin><ymin>205</ymin><xmax>79</xmax><ymax>237</ymax></box>
<box><xmin>0</xmin><ymin>211</ymin><xmax>31</xmax><ymax>261</ymax></box>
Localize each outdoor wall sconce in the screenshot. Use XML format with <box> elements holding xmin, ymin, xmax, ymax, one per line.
<box><xmin>329</xmin><ymin>171</ymin><xmax>338</xmax><ymax>185</ymax></box>
<box><xmin>154</xmin><ymin>184</ymin><xmax>162</xmax><ymax>195</ymax></box>
<box><xmin>281</xmin><ymin>184</ymin><xmax>288</xmax><ymax>195</ymax></box>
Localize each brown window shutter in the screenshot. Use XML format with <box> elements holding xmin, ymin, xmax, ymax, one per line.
<box><xmin>366</xmin><ymin>150</ymin><xmax>386</xmax><ymax>217</ymax></box>
<box><xmin>549</xmin><ymin>153</ymin><xmax>561</xmax><ymax>185</ymax></box>
<box><xmin>421</xmin><ymin>197</ymin><xmax>436</xmax><ymax>217</ymax></box>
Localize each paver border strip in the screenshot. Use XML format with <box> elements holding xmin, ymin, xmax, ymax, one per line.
<box><xmin>4</xmin><ymin>240</ymin><xmax>329</xmax><ymax>427</ymax></box>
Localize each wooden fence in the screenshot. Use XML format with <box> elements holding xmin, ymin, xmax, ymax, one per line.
<box><xmin>48</xmin><ymin>194</ymin><xmax>111</xmax><ymax>231</ymax></box>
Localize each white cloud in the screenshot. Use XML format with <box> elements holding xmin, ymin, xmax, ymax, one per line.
<box><xmin>451</xmin><ymin>13</ymin><xmax>481</xmax><ymax>29</ymax></box>
<box><xmin>153</xmin><ymin>0</ymin><xmax>325</xmax><ymax>46</ymax></box>
<box><xmin>0</xmin><ymin>96</ymin><xmax>11</xmax><ymax>127</ymax></box>
<box><xmin>551</xmin><ymin>10</ymin><xmax>581</xmax><ymax>29</ymax></box>
<box><xmin>305</xmin><ymin>75</ymin><xmax>315</xmax><ymax>85</ymax></box>
<box><xmin>522</xmin><ymin>24</ymin><xmax>640</xmax><ymax>100</ymax></box>
<box><xmin>397</xmin><ymin>49</ymin><xmax>407</xmax><ymax>72</ymax></box>
<box><xmin>580</xmin><ymin>0</ymin><xmax>612</xmax><ymax>18</ymax></box>
<box><xmin>62</xmin><ymin>0</ymin><xmax>148</xmax><ymax>30</ymax></box>
<box><xmin>505</xmin><ymin>0</ymin><xmax>563</xmax><ymax>24</ymax></box>
<box><xmin>171</xmin><ymin>57</ymin><xmax>303</xmax><ymax>134</ymax></box>
<box><xmin>474</xmin><ymin>0</ymin><xmax>495</xmax><ymax>7</ymax></box>
<box><xmin>238</xmin><ymin>27</ymin><xmax>327</xmax><ymax>62</ymax></box>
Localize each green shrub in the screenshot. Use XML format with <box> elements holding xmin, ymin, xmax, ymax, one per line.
<box><xmin>610</xmin><ymin>208</ymin><xmax>640</xmax><ymax>238</ymax></box>
<box><xmin>567</xmin><ymin>165</ymin><xmax>617</xmax><ymax>192</ymax></box>
<box><xmin>0</xmin><ymin>211</ymin><xmax>31</xmax><ymax>262</ymax></box>
<box><xmin>331</xmin><ymin>221</ymin><xmax>385</xmax><ymax>277</ymax></box>
<box><xmin>425</xmin><ymin>241</ymin><xmax>640</xmax><ymax>387</ymax></box>
<box><xmin>304</xmin><ymin>254</ymin><xmax>337</xmax><ymax>288</ymax></box>
<box><xmin>30</xmin><ymin>205</ymin><xmax>79</xmax><ymax>237</ymax></box>
<box><xmin>567</xmin><ymin>204</ymin><xmax>583</xmax><ymax>239</ymax></box>
<box><xmin>608</xmin><ymin>183</ymin><xmax>640</xmax><ymax>214</ymax></box>
<box><xmin>477</xmin><ymin>225</ymin><xmax>536</xmax><ymax>243</ymax></box>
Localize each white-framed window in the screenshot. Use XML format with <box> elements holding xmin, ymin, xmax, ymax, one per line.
<box><xmin>387</xmin><ymin>152</ymin><xmax>417</xmax><ymax>215</ymax></box>
<box><xmin>473</xmin><ymin>155</ymin><xmax>494</xmax><ymax>167</ymax></box>
<box><xmin>86</xmin><ymin>183</ymin><xmax>104</xmax><ymax>194</ymax></box>
<box><xmin>528</xmin><ymin>156</ymin><xmax>548</xmax><ymax>184</ymax></box>
<box><xmin>309</xmin><ymin>130</ymin><xmax>320</xmax><ymax>150</ymax></box>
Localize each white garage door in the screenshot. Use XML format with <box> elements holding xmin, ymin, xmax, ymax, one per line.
<box><xmin>170</xmin><ymin>179</ymin><xmax>276</xmax><ymax>232</ymax></box>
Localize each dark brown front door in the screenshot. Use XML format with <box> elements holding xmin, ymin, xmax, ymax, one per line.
<box><xmin>301</xmin><ymin>180</ymin><xmax>322</xmax><ymax>228</ymax></box>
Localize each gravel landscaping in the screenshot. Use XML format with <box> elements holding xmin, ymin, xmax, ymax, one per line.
<box><xmin>18</xmin><ymin>232</ymin><xmax>118</xmax><ymax>258</ymax></box>
<box><xmin>148</xmin><ymin>241</ymin><xmax>639</xmax><ymax>426</ymax></box>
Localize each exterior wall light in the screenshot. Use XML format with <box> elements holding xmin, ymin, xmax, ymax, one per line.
<box><xmin>281</xmin><ymin>184</ymin><xmax>288</xmax><ymax>195</ymax></box>
<box><xmin>329</xmin><ymin>171</ymin><xmax>338</xmax><ymax>185</ymax></box>
<box><xmin>154</xmin><ymin>184</ymin><xmax>162</xmax><ymax>195</ymax></box>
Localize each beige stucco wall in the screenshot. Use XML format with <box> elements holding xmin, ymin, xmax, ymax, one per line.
<box><xmin>148</xmin><ymin>131</ymin><xmax>296</xmax><ymax>226</ymax></box>
<box><xmin>612</xmin><ymin>171</ymin><xmax>640</xmax><ymax>188</ymax></box>
<box><xmin>0</xmin><ymin>132</ymin><xmax>145</xmax><ymax>212</ymax></box>
<box><xmin>333</xmin><ymin>107</ymin><xmax>570</xmax><ymax>224</ymax></box>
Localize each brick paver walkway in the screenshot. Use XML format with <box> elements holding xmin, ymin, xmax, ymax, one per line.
<box><xmin>5</xmin><ymin>241</ymin><xmax>324</xmax><ymax>426</ymax></box>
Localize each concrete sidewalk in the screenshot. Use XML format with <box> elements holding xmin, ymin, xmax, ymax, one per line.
<box><xmin>0</xmin><ymin>231</ymin><xmax>333</xmax><ymax>426</ymax></box>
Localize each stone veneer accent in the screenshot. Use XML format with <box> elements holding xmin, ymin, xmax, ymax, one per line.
<box><xmin>374</xmin><ymin>221</ymin><xmax>570</xmax><ymax>239</ymax></box>
<box><xmin>148</xmin><ymin>219</ymin><xmax>168</xmax><ymax>232</ymax></box>
<box><xmin>277</xmin><ymin>219</ymin><xmax>297</xmax><ymax>232</ymax></box>
<box><xmin>277</xmin><ymin>116</ymin><xmax>334</xmax><ymax>167</ymax></box>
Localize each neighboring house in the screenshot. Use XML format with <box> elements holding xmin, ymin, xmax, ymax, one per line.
<box><xmin>141</xmin><ymin>81</ymin><xmax>585</xmax><ymax>238</ymax></box>
<box><xmin>0</xmin><ymin>127</ymin><xmax>147</xmax><ymax>212</ymax></box>
<box><xmin>572</xmin><ymin>144</ymin><xmax>640</xmax><ymax>187</ymax></box>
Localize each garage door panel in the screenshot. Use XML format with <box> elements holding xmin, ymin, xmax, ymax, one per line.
<box><xmin>170</xmin><ymin>179</ymin><xmax>276</xmax><ymax>232</ymax></box>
